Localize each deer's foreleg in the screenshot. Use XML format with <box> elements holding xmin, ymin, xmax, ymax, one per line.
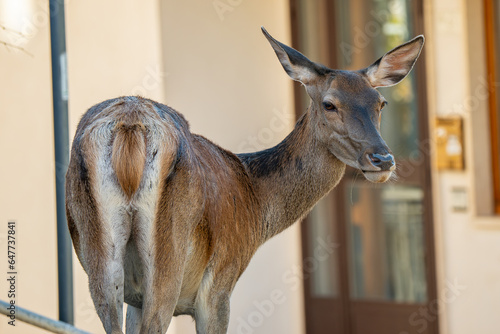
<box><xmin>66</xmin><ymin>186</ymin><xmax>130</xmax><ymax>334</ymax></box>
<box><xmin>195</xmin><ymin>293</ymin><xmax>231</xmax><ymax>334</ymax></box>
<box><xmin>194</xmin><ymin>269</ymin><xmax>236</xmax><ymax>334</ymax></box>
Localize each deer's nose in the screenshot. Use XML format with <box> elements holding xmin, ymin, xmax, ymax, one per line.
<box><xmin>367</xmin><ymin>153</ymin><xmax>395</xmax><ymax>171</ymax></box>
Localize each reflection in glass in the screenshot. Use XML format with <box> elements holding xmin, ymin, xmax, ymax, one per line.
<box><xmin>308</xmin><ymin>192</ymin><xmax>339</xmax><ymax>297</ymax></box>
<box><xmin>335</xmin><ymin>0</ymin><xmax>419</xmax><ymax>159</ymax></box>
<box><xmin>347</xmin><ymin>183</ymin><xmax>427</xmax><ymax>303</ymax></box>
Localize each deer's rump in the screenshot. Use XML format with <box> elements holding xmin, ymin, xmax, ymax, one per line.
<box><xmin>65</xmin><ymin>96</ymin><xmax>262</xmax><ymax>317</ymax></box>
<box><xmin>65</xmin><ymin>96</ymin><xmax>192</xmax><ymax>304</ymax></box>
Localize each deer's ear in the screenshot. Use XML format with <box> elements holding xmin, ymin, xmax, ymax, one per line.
<box><xmin>362</xmin><ymin>35</ymin><xmax>425</xmax><ymax>88</ymax></box>
<box><xmin>262</xmin><ymin>27</ymin><xmax>322</xmax><ymax>84</ymax></box>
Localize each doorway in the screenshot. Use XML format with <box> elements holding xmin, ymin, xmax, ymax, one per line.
<box><xmin>291</xmin><ymin>1</ymin><xmax>439</xmax><ymax>333</ymax></box>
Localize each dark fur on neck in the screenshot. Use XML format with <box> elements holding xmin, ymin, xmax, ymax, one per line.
<box><xmin>238</xmin><ymin>114</ymin><xmax>310</xmax><ymax>178</ymax></box>
<box><xmin>238</xmin><ymin>112</ymin><xmax>346</xmax><ymax>241</ymax></box>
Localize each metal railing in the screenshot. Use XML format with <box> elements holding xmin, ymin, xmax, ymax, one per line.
<box><xmin>0</xmin><ymin>300</ymin><xmax>91</xmax><ymax>334</ymax></box>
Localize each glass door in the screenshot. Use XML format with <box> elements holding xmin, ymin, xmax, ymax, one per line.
<box><xmin>302</xmin><ymin>191</ymin><xmax>346</xmax><ymax>334</ymax></box>
<box><xmin>294</xmin><ymin>0</ymin><xmax>439</xmax><ymax>333</ymax></box>
<box><xmin>347</xmin><ymin>184</ymin><xmax>427</xmax><ymax>303</ymax></box>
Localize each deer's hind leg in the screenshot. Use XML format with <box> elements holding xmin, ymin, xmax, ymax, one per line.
<box><xmin>66</xmin><ymin>161</ymin><xmax>132</xmax><ymax>333</ymax></box>
<box><xmin>134</xmin><ymin>211</ymin><xmax>189</xmax><ymax>334</ymax></box>
<box><xmin>125</xmin><ymin>305</ymin><xmax>142</xmax><ymax>334</ymax></box>
<box><xmin>85</xmin><ymin>206</ymin><xmax>130</xmax><ymax>333</ymax></box>
<box><xmin>134</xmin><ymin>167</ymin><xmax>202</xmax><ymax>333</ymax></box>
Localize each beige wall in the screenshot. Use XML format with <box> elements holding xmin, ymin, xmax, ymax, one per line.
<box><xmin>0</xmin><ymin>0</ymin><xmax>58</xmax><ymax>333</ymax></box>
<box><xmin>426</xmin><ymin>0</ymin><xmax>500</xmax><ymax>333</ymax></box>
<box><xmin>0</xmin><ymin>0</ymin><xmax>302</xmax><ymax>333</ymax></box>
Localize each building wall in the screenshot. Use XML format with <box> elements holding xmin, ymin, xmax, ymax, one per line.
<box><xmin>0</xmin><ymin>1</ymin><xmax>58</xmax><ymax>333</ymax></box>
<box><xmin>426</xmin><ymin>0</ymin><xmax>500</xmax><ymax>333</ymax></box>
<box><xmin>0</xmin><ymin>0</ymin><xmax>302</xmax><ymax>333</ymax></box>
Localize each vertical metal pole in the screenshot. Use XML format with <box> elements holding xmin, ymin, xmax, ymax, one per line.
<box><xmin>49</xmin><ymin>0</ymin><xmax>74</xmax><ymax>324</ymax></box>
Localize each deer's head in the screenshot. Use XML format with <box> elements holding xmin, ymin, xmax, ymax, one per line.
<box><xmin>262</xmin><ymin>28</ymin><xmax>424</xmax><ymax>183</ymax></box>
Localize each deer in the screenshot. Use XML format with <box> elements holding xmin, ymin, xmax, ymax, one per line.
<box><xmin>65</xmin><ymin>27</ymin><xmax>424</xmax><ymax>334</ymax></box>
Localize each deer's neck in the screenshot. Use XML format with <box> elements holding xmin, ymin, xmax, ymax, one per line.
<box><xmin>238</xmin><ymin>112</ymin><xmax>346</xmax><ymax>242</ymax></box>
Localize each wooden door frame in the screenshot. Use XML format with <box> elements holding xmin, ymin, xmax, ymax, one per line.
<box><xmin>290</xmin><ymin>0</ymin><xmax>439</xmax><ymax>333</ymax></box>
<box><xmin>484</xmin><ymin>0</ymin><xmax>500</xmax><ymax>214</ymax></box>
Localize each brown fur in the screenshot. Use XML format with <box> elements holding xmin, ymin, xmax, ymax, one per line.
<box><xmin>65</xmin><ymin>30</ymin><xmax>424</xmax><ymax>334</ymax></box>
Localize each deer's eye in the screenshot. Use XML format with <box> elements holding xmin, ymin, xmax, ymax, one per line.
<box><xmin>381</xmin><ymin>100</ymin><xmax>388</xmax><ymax>110</ymax></box>
<box><xmin>323</xmin><ymin>101</ymin><xmax>337</xmax><ymax>112</ymax></box>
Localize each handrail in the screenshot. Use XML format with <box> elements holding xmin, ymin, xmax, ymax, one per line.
<box><xmin>0</xmin><ymin>300</ymin><xmax>91</xmax><ymax>334</ymax></box>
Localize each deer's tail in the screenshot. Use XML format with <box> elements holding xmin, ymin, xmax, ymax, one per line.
<box><xmin>111</xmin><ymin>119</ymin><xmax>147</xmax><ymax>200</ymax></box>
